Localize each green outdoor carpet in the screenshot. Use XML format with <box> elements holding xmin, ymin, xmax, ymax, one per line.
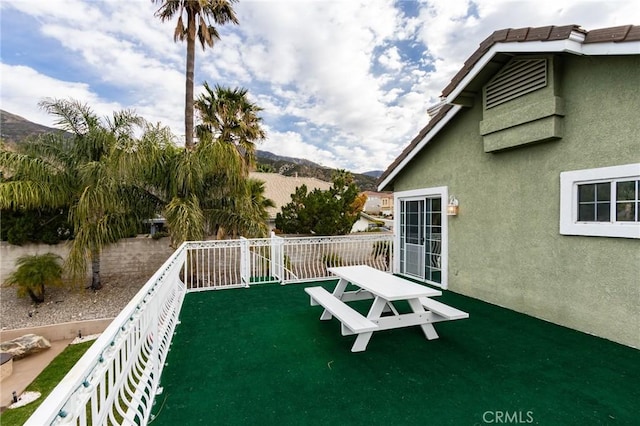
<box><xmin>150</xmin><ymin>282</ymin><xmax>639</xmax><ymax>425</ymax></box>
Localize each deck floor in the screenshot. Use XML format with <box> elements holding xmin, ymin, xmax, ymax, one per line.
<box><xmin>151</xmin><ymin>281</ymin><xmax>639</xmax><ymax>425</ymax></box>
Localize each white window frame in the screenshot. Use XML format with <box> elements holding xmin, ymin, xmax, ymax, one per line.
<box><xmin>560</xmin><ymin>163</ymin><xmax>640</xmax><ymax>239</ymax></box>
<box><xmin>394</xmin><ymin>186</ymin><xmax>449</xmax><ymax>289</ymax></box>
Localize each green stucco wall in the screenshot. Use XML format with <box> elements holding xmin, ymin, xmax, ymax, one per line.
<box><xmin>392</xmin><ymin>54</ymin><xmax>640</xmax><ymax>348</ymax></box>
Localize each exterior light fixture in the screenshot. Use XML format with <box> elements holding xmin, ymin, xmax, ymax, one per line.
<box><xmin>447</xmin><ymin>195</ymin><xmax>459</xmax><ymax>216</ymax></box>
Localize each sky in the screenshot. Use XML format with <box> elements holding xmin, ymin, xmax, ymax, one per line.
<box><xmin>1</xmin><ymin>1</ymin><xmax>638</xmax><ymax>173</ymax></box>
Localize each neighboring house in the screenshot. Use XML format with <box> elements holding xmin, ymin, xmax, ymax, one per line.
<box><xmin>362</xmin><ymin>191</ymin><xmax>394</xmax><ymax>216</ymax></box>
<box><xmin>250</xmin><ymin>172</ymin><xmax>332</xmax><ymax>230</ymax></box>
<box><xmin>351</xmin><ymin>212</ymin><xmax>394</xmax><ymax>233</ymax></box>
<box><xmin>378</xmin><ymin>25</ymin><xmax>639</xmax><ymax>348</ymax></box>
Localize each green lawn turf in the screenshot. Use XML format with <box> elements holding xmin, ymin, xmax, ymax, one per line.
<box><xmin>150</xmin><ymin>282</ymin><xmax>639</xmax><ymax>425</ymax></box>
<box><xmin>0</xmin><ymin>340</ymin><xmax>94</xmax><ymax>426</ymax></box>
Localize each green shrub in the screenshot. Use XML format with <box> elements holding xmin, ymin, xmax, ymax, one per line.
<box><xmin>7</xmin><ymin>216</ymin><xmax>34</xmax><ymax>245</ymax></box>
<box><xmin>40</xmin><ymin>229</ymin><xmax>61</xmax><ymax>245</ymax></box>
<box><xmin>5</xmin><ymin>253</ymin><xmax>64</xmax><ymax>304</ymax></box>
<box><xmin>1</xmin><ymin>209</ymin><xmax>72</xmax><ymax>245</ymax></box>
<box><xmin>152</xmin><ymin>231</ymin><xmax>169</xmax><ymax>240</ymax></box>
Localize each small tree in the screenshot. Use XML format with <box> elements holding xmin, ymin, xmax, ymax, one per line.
<box><xmin>5</xmin><ymin>253</ymin><xmax>64</xmax><ymax>304</ymax></box>
<box><xmin>275</xmin><ymin>171</ymin><xmax>364</xmax><ymax>235</ymax></box>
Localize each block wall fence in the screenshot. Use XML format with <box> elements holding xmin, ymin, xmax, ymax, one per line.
<box><xmin>0</xmin><ymin>237</ymin><xmax>174</xmax><ymax>284</ymax></box>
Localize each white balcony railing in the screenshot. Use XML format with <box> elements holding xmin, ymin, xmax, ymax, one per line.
<box><xmin>184</xmin><ymin>233</ymin><xmax>393</xmax><ymax>291</ymax></box>
<box><xmin>25</xmin><ymin>243</ymin><xmax>188</xmax><ymax>425</ymax></box>
<box><xmin>25</xmin><ymin>234</ymin><xmax>393</xmax><ymax>424</ymax></box>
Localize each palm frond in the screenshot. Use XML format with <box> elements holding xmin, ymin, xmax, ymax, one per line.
<box><xmin>195</xmin><ymin>82</ymin><xmax>265</xmax><ymax>173</ymax></box>
<box><xmin>38</xmin><ymin>98</ymin><xmax>98</xmax><ymax>136</ymax></box>
<box><xmin>0</xmin><ymin>180</ymin><xmax>71</xmax><ymax>210</ymax></box>
<box><xmin>18</xmin><ymin>133</ymin><xmax>75</xmax><ymax>172</ymax></box>
<box><xmin>152</xmin><ymin>0</ymin><xmax>182</xmax><ymax>21</ymax></box>
<box><xmin>197</xmin><ymin>16</ymin><xmax>214</xmax><ymax>48</ymax></box>
<box><xmin>203</xmin><ymin>0</ymin><xmax>239</xmax><ymax>25</ymax></box>
<box><xmin>0</xmin><ymin>147</ymin><xmax>67</xmax><ymax>184</ymax></box>
<box><xmin>164</xmin><ymin>195</ymin><xmax>205</xmax><ymax>247</ymax></box>
<box><xmin>174</xmin><ymin>15</ymin><xmax>185</xmax><ymax>41</ymax></box>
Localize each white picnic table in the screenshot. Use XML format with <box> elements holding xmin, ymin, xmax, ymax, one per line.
<box><xmin>305</xmin><ymin>265</ymin><xmax>469</xmax><ymax>352</ymax></box>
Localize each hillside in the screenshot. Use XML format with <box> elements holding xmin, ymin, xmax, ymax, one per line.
<box><xmin>0</xmin><ymin>110</ymin><xmax>379</xmax><ymax>191</ymax></box>
<box><xmin>254</xmin><ymin>150</ymin><xmax>378</xmax><ymax>191</ymax></box>
<box><xmin>0</xmin><ymin>110</ymin><xmax>65</xmax><ymax>144</ymax></box>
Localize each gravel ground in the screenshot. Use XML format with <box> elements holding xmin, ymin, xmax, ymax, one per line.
<box><xmin>0</xmin><ymin>275</ymin><xmax>148</xmax><ymax>331</ymax></box>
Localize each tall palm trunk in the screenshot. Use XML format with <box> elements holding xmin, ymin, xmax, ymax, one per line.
<box><xmin>185</xmin><ymin>11</ymin><xmax>196</xmax><ymax>150</ymax></box>
<box><xmin>90</xmin><ymin>249</ymin><xmax>102</xmax><ymax>290</ymax></box>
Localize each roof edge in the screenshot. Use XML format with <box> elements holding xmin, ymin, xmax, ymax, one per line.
<box><xmin>377</xmin><ymin>104</ymin><xmax>461</xmax><ymax>191</ymax></box>
<box><xmin>378</xmin><ymin>24</ymin><xmax>640</xmax><ymax>191</ymax></box>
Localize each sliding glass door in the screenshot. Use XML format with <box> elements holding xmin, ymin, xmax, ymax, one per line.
<box><xmin>399</xmin><ymin>196</ymin><xmax>443</xmax><ymax>285</ymax></box>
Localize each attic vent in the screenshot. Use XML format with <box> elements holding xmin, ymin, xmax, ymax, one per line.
<box><xmin>484</xmin><ymin>58</ymin><xmax>547</xmax><ymax>109</ymax></box>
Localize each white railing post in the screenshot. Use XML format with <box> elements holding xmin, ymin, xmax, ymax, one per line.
<box><xmin>270</xmin><ymin>232</ymin><xmax>284</xmax><ymax>283</ymax></box>
<box><xmin>183</xmin><ymin>244</ymin><xmax>190</xmax><ymax>289</ymax></box>
<box><xmin>240</xmin><ymin>237</ymin><xmax>250</xmax><ymax>287</ymax></box>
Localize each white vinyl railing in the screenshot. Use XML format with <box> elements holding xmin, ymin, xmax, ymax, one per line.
<box><xmin>184</xmin><ymin>233</ymin><xmax>393</xmax><ymax>291</ymax></box>
<box><xmin>25</xmin><ymin>243</ymin><xmax>187</xmax><ymax>425</ymax></box>
<box><xmin>26</xmin><ymin>234</ymin><xmax>392</xmax><ymax>424</ymax></box>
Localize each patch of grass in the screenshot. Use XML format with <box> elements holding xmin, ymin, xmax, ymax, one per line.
<box><xmin>0</xmin><ymin>340</ymin><xmax>93</xmax><ymax>426</ymax></box>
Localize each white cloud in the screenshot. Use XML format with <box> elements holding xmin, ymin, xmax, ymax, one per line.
<box><xmin>2</xmin><ymin>0</ymin><xmax>640</xmax><ymax>173</ymax></box>
<box><xmin>0</xmin><ymin>64</ymin><xmax>122</xmax><ymax>126</ymax></box>
<box><xmin>378</xmin><ymin>46</ymin><xmax>404</xmax><ymax>71</ymax></box>
<box><xmin>260</xmin><ymin>127</ymin><xmax>337</xmax><ymax>168</ymax></box>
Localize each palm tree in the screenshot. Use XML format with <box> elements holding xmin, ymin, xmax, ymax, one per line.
<box><xmin>150</xmin><ymin>137</ymin><xmax>273</xmax><ymax>246</ymax></box>
<box><xmin>208</xmin><ymin>177</ymin><xmax>274</xmax><ymax>238</ymax></box>
<box><xmin>242</xmin><ymin>177</ymin><xmax>275</xmax><ymax>236</ymax></box>
<box><xmin>247</xmin><ymin>178</ymin><xmax>275</xmax><ymax>223</ymax></box>
<box><xmin>4</xmin><ymin>253</ymin><xmax>64</xmax><ymax>304</ymax></box>
<box><xmin>153</xmin><ymin>0</ymin><xmax>239</xmax><ymax>150</ymax></box>
<box><xmin>0</xmin><ymin>99</ymin><xmax>169</xmax><ymax>290</ymax></box>
<box><xmin>195</xmin><ymin>82</ymin><xmax>265</xmax><ymax>172</ymax></box>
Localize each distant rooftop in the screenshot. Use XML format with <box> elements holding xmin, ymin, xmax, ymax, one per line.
<box><xmin>250</xmin><ymin>172</ymin><xmax>332</xmax><ymax>219</ymax></box>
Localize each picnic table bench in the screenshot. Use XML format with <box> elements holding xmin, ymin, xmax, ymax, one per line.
<box><xmin>305</xmin><ymin>265</ymin><xmax>469</xmax><ymax>352</ymax></box>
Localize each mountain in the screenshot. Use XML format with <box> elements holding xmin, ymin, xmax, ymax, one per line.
<box><xmin>254</xmin><ymin>151</ymin><xmax>378</xmax><ymax>191</ymax></box>
<box><xmin>362</xmin><ymin>170</ymin><xmax>384</xmax><ymax>178</ymax></box>
<box><xmin>255</xmin><ymin>150</ymin><xmax>322</xmax><ymax>168</ymax></box>
<box><xmin>0</xmin><ymin>110</ymin><xmax>379</xmax><ymax>191</ymax></box>
<box><xmin>0</xmin><ymin>110</ymin><xmax>65</xmax><ymax>144</ymax></box>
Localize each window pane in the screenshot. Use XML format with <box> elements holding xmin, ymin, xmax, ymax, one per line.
<box><xmin>616</xmin><ymin>181</ymin><xmax>637</xmax><ymax>201</ymax></box>
<box><xmin>596</xmin><ymin>202</ymin><xmax>611</xmax><ymax>221</ymax></box>
<box><xmin>578</xmin><ymin>204</ymin><xmax>595</xmax><ymax>221</ymax></box>
<box><xmin>596</xmin><ymin>183</ymin><xmax>611</xmax><ymax>201</ymax></box>
<box><xmin>617</xmin><ymin>202</ymin><xmax>636</xmax><ymax>222</ymax></box>
<box><xmin>431</xmin><ymin>213</ymin><xmax>441</xmax><ymax>226</ymax></box>
<box><xmin>432</xmin><ymin>197</ymin><xmax>441</xmax><ymax>211</ymax></box>
<box><xmin>578</xmin><ymin>184</ymin><xmax>595</xmax><ymax>202</ymax></box>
